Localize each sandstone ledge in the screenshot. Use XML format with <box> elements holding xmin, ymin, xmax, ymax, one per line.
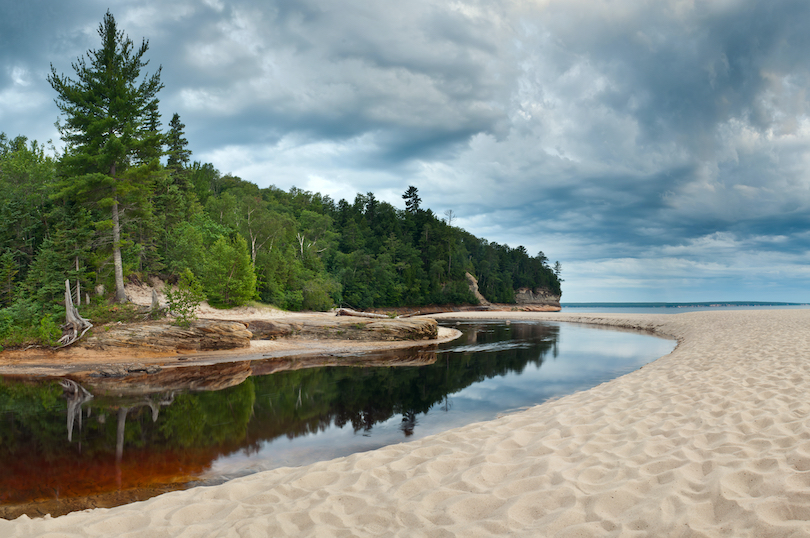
<box><xmin>80</xmin><ymin>317</ymin><xmax>438</xmax><ymax>352</ymax></box>
<box><xmin>246</xmin><ymin>317</ymin><xmax>438</xmax><ymax>341</ymax></box>
<box><xmin>82</xmin><ymin>319</ymin><xmax>253</xmax><ymax>352</ymax></box>
<box><xmin>78</xmin><ymin>318</ymin><xmax>439</xmax><ymax>353</ymax></box>
<box><xmin>0</xmin><ymin>316</ymin><xmax>449</xmax><ymax>378</ymax></box>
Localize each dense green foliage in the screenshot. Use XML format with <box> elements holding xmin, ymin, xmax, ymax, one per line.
<box><xmin>164</xmin><ymin>269</ymin><xmax>205</xmax><ymax>326</ymax></box>
<box><xmin>48</xmin><ymin>10</ymin><xmax>165</xmax><ymax>303</ymax></box>
<box><xmin>0</xmin><ymin>12</ymin><xmax>561</xmax><ymax>348</ymax></box>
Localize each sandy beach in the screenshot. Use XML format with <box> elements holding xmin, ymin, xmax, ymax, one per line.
<box><xmin>4</xmin><ymin>309</ymin><xmax>810</xmax><ymax>537</ymax></box>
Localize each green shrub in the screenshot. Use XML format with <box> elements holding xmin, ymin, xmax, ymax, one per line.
<box><xmin>283</xmin><ymin>290</ymin><xmax>303</xmax><ymax>311</ymax></box>
<box><xmin>0</xmin><ymin>299</ymin><xmax>59</xmax><ymax>348</ymax></box>
<box><xmin>38</xmin><ymin>314</ymin><xmax>62</xmax><ymax>346</ymax></box>
<box><xmin>301</xmin><ymin>275</ymin><xmax>340</xmax><ymax>311</ymax></box>
<box><xmin>165</xmin><ymin>269</ymin><xmax>205</xmax><ymax>327</ymax></box>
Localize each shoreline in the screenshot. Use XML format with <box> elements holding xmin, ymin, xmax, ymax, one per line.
<box><xmin>0</xmin><ymin>317</ymin><xmax>461</xmax><ymax>377</ymax></box>
<box><xmin>4</xmin><ymin>309</ymin><xmax>810</xmax><ymax>536</ymax></box>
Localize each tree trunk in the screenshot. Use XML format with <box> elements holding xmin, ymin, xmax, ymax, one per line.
<box><xmin>75</xmin><ymin>256</ymin><xmax>81</xmax><ymax>306</ymax></box>
<box><xmin>59</xmin><ymin>279</ymin><xmax>93</xmax><ymax>347</ymax></box>
<box><xmin>251</xmin><ymin>234</ymin><xmax>257</xmax><ymax>265</ymax></box>
<box><xmin>116</xmin><ymin>407</ymin><xmax>129</xmax><ymax>463</ymax></box>
<box><xmin>60</xmin><ymin>379</ymin><xmax>93</xmax><ymax>443</ymax></box>
<box><xmin>111</xmin><ymin>192</ymin><xmax>127</xmax><ymax>303</ymax></box>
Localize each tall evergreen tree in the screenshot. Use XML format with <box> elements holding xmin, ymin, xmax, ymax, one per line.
<box><xmin>48</xmin><ymin>10</ymin><xmax>164</xmax><ymax>302</ymax></box>
<box><xmin>402</xmin><ymin>186</ymin><xmax>421</xmax><ymax>213</ymax></box>
<box><xmin>166</xmin><ymin>113</ymin><xmax>191</xmax><ymax>170</ymax></box>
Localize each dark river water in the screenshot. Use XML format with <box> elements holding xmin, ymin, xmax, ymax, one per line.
<box><xmin>0</xmin><ymin>320</ymin><xmax>675</xmax><ymax>518</ymax></box>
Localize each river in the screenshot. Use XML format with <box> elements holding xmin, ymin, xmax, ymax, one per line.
<box><xmin>0</xmin><ymin>319</ymin><xmax>675</xmax><ymax>518</ymax></box>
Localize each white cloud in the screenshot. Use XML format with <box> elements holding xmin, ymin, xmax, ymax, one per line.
<box><xmin>7</xmin><ymin>0</ymin><xmax>810</xmax><ymax>302</ymax></box>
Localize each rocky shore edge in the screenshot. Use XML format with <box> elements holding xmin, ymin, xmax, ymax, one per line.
<box><xmin>79</xmin><ymin>316</ymin><xmax>439</xmax><ymax>353</ymax></box>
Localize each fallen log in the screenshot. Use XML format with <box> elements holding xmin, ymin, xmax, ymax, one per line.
<box><xmin>335</xmin><ymin>308</ymin><xmax>394</xmax><ymax>319</ymax></box>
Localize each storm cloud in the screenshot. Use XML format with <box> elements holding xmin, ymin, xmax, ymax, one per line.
<box><xmin>4</xmin><ymin>0</ymin><xmax>810</xmax><ymax>301</ymax></box>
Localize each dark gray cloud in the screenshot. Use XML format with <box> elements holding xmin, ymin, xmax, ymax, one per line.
<box><xmin>4</xmin><ymin>0</ymin><xmax>810</xmax><ymax>301</ymax></box>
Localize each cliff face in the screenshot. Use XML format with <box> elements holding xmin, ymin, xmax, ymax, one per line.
<box><xmin>465</xmin><ymin>272</ymin><xmax>490</xmax><ymax>305</ymax></box>
<box><xmin>514</xmin><ymin>287</ymin><xmax>561</xmax><ymax>307</ymax></box>
<box><xmin>464</xmin><ymin>272</ymin><xmax>561</xmax><ymax>311</ymax></box>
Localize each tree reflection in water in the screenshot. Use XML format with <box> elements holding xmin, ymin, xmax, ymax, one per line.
<box><xmin>0</xmin><ymin>320</ymin><xmax>672</xmax><ymax>518</ymax></box>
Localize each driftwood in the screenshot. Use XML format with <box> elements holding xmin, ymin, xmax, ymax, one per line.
<box><xmin>336</xmin><ymin>308</ymin><xmax>396</xmax><ymax>319</ymax></box>
<box><xmin>58</xmin><ymin>279</ymin><xmax>93</xmax><ymax>347</ymax></box>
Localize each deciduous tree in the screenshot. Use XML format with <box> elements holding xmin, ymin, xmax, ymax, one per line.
<box><xmin>200</xmin><ymin>235</ymin><xmax>257</xmax><ymax>308</ymax></box>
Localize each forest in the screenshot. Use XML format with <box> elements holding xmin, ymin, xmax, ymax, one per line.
<box><xmin>0</xmin><ymin>12</ymin><xmax>561</xmax><ymax>348</ymax></box>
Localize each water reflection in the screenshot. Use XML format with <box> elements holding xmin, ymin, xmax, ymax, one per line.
<box><xmin>0</xmin><ymin>320</ymin><xmax>674</xmax><ymax>518</ymax></box>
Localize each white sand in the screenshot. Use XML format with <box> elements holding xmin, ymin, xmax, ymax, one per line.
<box><xmin>5</xmin><ymin>309</ymin><xmax>810</xmax><ymax>537</ymax></box>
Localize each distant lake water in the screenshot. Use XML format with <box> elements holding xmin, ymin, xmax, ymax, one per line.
<box><xmin>562</xmin><ymin>303</ymin><xmax>810</xmax><ymax>314</ymax></box>
<box><xmin>0</xmin><ymin>319</ymin><xmax>675</xmax><ymax>518</ymax></box>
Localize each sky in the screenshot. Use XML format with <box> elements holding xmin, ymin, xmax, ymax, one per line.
<box><xmin>3</xmin><ymin>0</ymin><xmax>810</xmax><ymax>303</ymax></box>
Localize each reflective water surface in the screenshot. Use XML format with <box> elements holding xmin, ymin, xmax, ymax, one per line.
<box><xmin>0</xmin><ymin>320</ymin><xmax>674</xmax><ymax>518</ymax></box>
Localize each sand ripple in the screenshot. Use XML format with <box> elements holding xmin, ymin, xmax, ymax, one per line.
<box><xmin>5</xmin><ymin>310</ymin><xmax>810</xmax><ymax>537</ymax></box>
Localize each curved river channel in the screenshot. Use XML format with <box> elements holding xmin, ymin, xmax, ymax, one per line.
<box><xmin>0</xmin><ymin>320</ymin><xmax>675</xmax><ymax>518</ymax></box>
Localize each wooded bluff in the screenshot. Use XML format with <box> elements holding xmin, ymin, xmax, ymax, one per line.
<box><xmin>0</xmin><ymin>132</ymin><xmax>560</xmax><ymax>342</ymax></box>
<box><xmin>0</xmin><ymin>12</ymin><xmax>561</xmax><ymax>348</ymax></box>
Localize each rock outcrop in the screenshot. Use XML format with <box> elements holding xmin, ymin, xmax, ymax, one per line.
<box><xmin>75</xmin><ymin>317</ymin><xmax>439</xmax><ymax>355</ymax></box>
<box><xmin>245</xmin><ymin>320</ymin><xmax>302</xmax><ymax>339</ymax></box>
<box><xmin>248</xmin><ymin>318</ymin><xmax>438</xmax><ymax>342</ymax></box>
<box><xmin>363</xmin><ymin>319</ymin><xmax>438</xmax><ymax>340</ymax></box>
<box><xmin>514</xmin><ymin>287</ymin><xmax>561</xmax><ymax>308</ymax></box>
<box><xmin>465</xmin><ymin>272</ymin><xmax>490</xmax><ymax>306</ymax></box>
<box><xmin>465</xmin><ymin>271</ymin><xmax>561</xmax><ymax>311</ymax></box>
<box><xmin>82</xmin><ymin>319</ymin><xmax>252</xmax><ymax>352</ymax></box>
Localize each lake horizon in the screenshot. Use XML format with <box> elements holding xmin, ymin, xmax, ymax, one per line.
<box><xmin>561</xmin><ymin>302</ymin><xmax>810</xmax><ymax>314</ymax></box>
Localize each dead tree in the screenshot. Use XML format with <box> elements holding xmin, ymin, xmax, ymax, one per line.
<box><xmin>149</xmin><ymin>288</ymin><xmax>167</xmax><ymax>319</ymax></box>
<box><xmin>59</xmin><ymin>279</ymin><xmax>93</xmax><ymax>347</ymax></box>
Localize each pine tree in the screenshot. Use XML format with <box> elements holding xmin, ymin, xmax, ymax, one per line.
<box><xmin>402</xmin><ymin>186</ymin><xmax>421</xmax><ymax>213</ymax></box>
<box><xmin>48</xmin><ymin>10</ymin><xmax>164</xmax><ymax>302</ymax></box>
<box><xmin>166</xmin><ymin>113</ymin><xmax>191</xmax><ymax>170</ymax></box>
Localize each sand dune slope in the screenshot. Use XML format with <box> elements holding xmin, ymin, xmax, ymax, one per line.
<box><xmin>5</xmin><ymin>310</ymin><xmax>810</xmax><ymax>537</ymax></box>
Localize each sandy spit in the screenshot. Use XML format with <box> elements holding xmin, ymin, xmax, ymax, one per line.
<box><xmin>5</xmin><ymin>309</ymin><xmax>810</xmax><ymax>537</ymax></box>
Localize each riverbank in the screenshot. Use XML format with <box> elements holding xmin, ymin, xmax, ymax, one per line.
<box><xmin>4</xmin><ymin>309</ymin><xmax>810</xmax><ymax>536</ymax></box>
<box><xmin>0</xmin><ymin>310</ymin><xmax>460</xmax><ymax>377</ymax></box>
